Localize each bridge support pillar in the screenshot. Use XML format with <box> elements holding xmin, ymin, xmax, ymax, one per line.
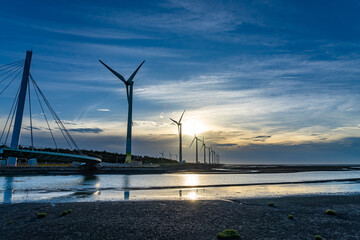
<box><xmin>7</xmin><ymin>51</ymin><xmax>32</xmax><ymax>166</ymax></box>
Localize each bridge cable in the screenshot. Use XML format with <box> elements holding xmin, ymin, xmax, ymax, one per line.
<box><xmin>27</xmin><ymin>78</ymin><xmax>34</xmax><ymax>149</ymax></box>
<box><xmin>0</xmin><ymin>62</ymin><xmax>23</xmax><ymax>78</ymax></box>
<box><xmin>30</xmin><ymin>75</ymin><xmax>72</xmax><ymax>151</ymax></box>
<box><xmin>0</xmin><ymin>60</ymin><xmax>23</xmax><ymax>69</ymax></box>
<box><xmin>0</xmin><ymin>85</ymin><xmax>20</xmax><ymax>144</ymax></box>
<box><xmin>4</xmin><ymin>86</ymin><xmax>20</xmax><ymax>145</ymax></box>
<box><xmin>31</xmin><ymin>78</ymin><xmax>59</xmax><ymax>151</ymax></box>
<box><xmin>0</xmin><ymin>60</ymin><xmax>23</xmax><ymax>71</ymax></box>
<box><xmin>0</xmin><ymin>64</ymin><xmax>23</xmax><ymax>84</ymax></box>
<box><xmin>30</xmin><ymin>74</ymin><xmax>81</xmax><ymax>153</ymax></box>
<box><xmin>0</xmin><ymin>67</ymin><xmax>23</xmax><ymax>96</ymax></box>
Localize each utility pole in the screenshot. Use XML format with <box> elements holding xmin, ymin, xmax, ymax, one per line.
<box><xmin>8</xmin><ymin>51</ymin><xmax>32</xmax><ymax>166</ymax></box>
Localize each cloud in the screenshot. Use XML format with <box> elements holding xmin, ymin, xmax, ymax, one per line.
<box><xmin>68</xmin><ymin>128</ymin><xmax>103</xmax><ymax>134</ymax></box>
<box><xmin>252</xmin><ymin>135</ymin><xmax>271</xmax><ymax>142</ymax></box>
<box><xmin>97</xmin><ymin>109</ymin><xmax>110</xmax><ymax>112</ymax></box>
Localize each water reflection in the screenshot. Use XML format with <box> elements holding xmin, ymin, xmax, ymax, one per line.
<box><xmin>3</xmin><ymin>177</ymin><xmax>13</xmax><ymax>204</ymax></box>
<box><xmin>183</xmin><ymin>174</ymin><xmax>199</xmax><ymax>186</ymax></box>
<box><xmin>1</xmin><ymin>171</ymin><xmax>360</xmax><ymax>203</ymax></box>
<box><xmin>187</xmin><ymin>190</ymin><xmax>199</xmax><ymax>200</ymax></box>
<box><xmin>72</xmin><ymin>174</ymin><xmax>101</xmax><ymax>198</ymax></box>
<box><xmin>123</xmin><ymin>175</ymin><xmax>130</xmax><ymax>200</ymax></box>
<box><xmin>178</xmin><ymin>189</ymin><xmax>202</xmax><ymax>200</ymax></box>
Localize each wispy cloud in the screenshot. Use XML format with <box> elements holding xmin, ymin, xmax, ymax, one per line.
<box><xmin>97</xmin><ymin>108</ymin><xmax>110</xmax><ymax>112</ymax></box>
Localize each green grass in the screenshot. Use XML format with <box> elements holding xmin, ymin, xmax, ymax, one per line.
<box><xmin>62</xmin><ymin>209</ymin><xmax>73</xmax><ymax>216</ymax></box>
<box><xmin>9</xmin><ymin>220</ymin><xmax>13</xmax><ymax>225</ymax></box>
<box><xmin>216</xmin><ymin>229</ymin><xmax>241</xmax><ymax>239</ymax></box>
<box><xmin>37</xmin><ymin>212</ymin><xmax>46</xmax><ymax>218</ymax></box>
<box><xmin>268</xmin><ymin>202</ymin><xmax>274</xmax><ymax>207</ymax></box>
<box><xmin>314</xmin><ymin>235</ymin><xmax>322</xmax><ymax>240</ymax></box>
<box><xmin>288</xmin><ymin>214</ymin><xmax>294</xmax><ymax>220</ymax></box>
<box><xmin>325</xmin><ymin>209</ymin><xmax>336</xmax><ymax>215</ymax></box>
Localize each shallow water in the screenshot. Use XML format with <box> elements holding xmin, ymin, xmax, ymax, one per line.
<box><xmin>1</xmin><ymin>171</ymin><xmax>360</xmax><ymax>203</ymax></box>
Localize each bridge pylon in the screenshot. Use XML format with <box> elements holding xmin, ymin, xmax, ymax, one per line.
<box><xmin>7</xmin><ymin>51</ymin><xmax>32</xmax><ymax>166</ymax></box>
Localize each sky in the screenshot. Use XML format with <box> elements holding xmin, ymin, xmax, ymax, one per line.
<box><xmin>1</xmin><ymin>0</ymin><xmax>360</xmax><ymax>164</ymax></box>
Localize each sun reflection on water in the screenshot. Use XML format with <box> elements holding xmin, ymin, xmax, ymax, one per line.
<box><xmin>187</xmin><ymin>191</ymin><xmax>198</xmax><ymax>200</ymax></box>
<box><xmin>183</xmin><ymin>174</ymin><xmax>200</xmax><ymax>186</ymax></box>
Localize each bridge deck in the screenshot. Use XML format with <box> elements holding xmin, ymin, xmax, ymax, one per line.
<box><xmin>0</xmin><ymin>148</ymin><xmax>101</xmax><ymax>164</ymax></box>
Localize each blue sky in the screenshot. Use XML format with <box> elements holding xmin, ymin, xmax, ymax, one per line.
<box><xmin>1</xmin><ymin>0</ymin><xmax>360</xmax><ymax>163</ymax></box>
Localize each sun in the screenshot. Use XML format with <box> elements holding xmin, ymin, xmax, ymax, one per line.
<box><xmin>182</xmin><ymin>119</ymin><xmax>208</xmax><ymax>136</ymax></box>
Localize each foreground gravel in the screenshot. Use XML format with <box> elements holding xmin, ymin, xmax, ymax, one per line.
<box><xmin>0</xmin><ymin>195</ymin><xmax>359</xmax><ymax>240</ymax></box>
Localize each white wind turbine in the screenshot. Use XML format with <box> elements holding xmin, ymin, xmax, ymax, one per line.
<box><xmin>170</xmin><ymin>109</ymin><xmax>186</xmax><ymax>163</ymax></box>
<box><xmin>99</xmin><ymin>59</ymin><xmax>145</xmax><ymax>163</ymax></box>
<box><xmin>189</xmin><ymin>134</ymin><xmax>201</xmax><ymax>164</ymax></box>
<box><xmin>200</xmin><ymin>135</ymin><xmax>207</xmax><ymax>164</ymax></box>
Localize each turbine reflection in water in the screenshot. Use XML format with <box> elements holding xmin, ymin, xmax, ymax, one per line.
<box><xmin>4</xmin><ymin>177</ymin><xmax>13</xmax><ymax>204</ymax></box>
<box><xmin>123</xmin><ymin>175</ymin><xmax>130</xmax><ymax>200</ymax></box>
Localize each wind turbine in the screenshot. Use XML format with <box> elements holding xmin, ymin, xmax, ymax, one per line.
<box><xmin>159</xmin><ymin>151</ymin><xmax>165</xmax><ymax>159</ymax></box>
<box><xmin>200</xmin><ymin>135</ymin><xmax>206</xmax><ymax>164</ymax></box>
<box><xmin>206</xmin><ymin>146</ymin><xmax>211</xmax><ymax>164</ymax></box>
<box><xmin>169</xmin><ymin>152</ymin><xmax>173</xmax><ymax>160</ymax></box>
<box><xmin>99</xmin><ymin>59</ymin><xmax>145</xmax><ymax>163</ymax></box>
<box><xmin>189</xmin><ymin>134</ymin><xmax>201</xmax><ymax>164</ymax></box>
<box><xmin>210</xmin><ymin>145</ymin><xmax>214</xmax><ymax>164</ymax></box>
<box><xmin>212</xmin><ymin>149</ymin><xmax>216</xmax><ymax>164</ymax></box>
<box><xmin>170</xmin><ymin>109</ymin><xmax>186</xmax><ymax>163</ymax></box>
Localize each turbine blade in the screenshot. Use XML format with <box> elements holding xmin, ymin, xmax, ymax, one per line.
<box><xmin>179</xmin><ymin>109</ymin><xmax>186</xmax><ymax>123</ymax></box>
<box><xmin>189</xmin><ymin>137</ymin><xmax>196</xmax><ymax>148</ymax></box>
<box><xmin>99</xmin><ymin>60</ymin><xmax>127</xmax><ymax>84</ymax></box>
<box><xmin>170</xmin><ymin>118</ymin><xmax>178</xmax><ymax>124</ymax></box>
<box><xmin>128</xmin><ymin>60</ymin><xmax>145</xmax><ymax>82</ymax></box>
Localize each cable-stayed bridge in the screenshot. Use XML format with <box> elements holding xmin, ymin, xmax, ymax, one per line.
<box><xmin>0</xmin><ymin>51</ymin><xmax>101</xmax><ymax>166</ymax></box>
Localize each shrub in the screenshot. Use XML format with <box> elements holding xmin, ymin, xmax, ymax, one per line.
<box><xmin>268</xmin><ymin>202</ymin><xmax>274</xmax><ymax>207</ymax></box>
<box><xmin>62</xmin><ymin>209</ymin><xmax>73</xmax><ymax>216</ymax></box>
<box><xmin>216</xmin><ymin>229</ymin><xmax>241</xmax><ymax>239</ymax></box>
<box><xmin>325</xmin><ymin>209</ymin><xmax>336</xmax><ymax>215</ymax></box>
<box><xmin>288</xmin><ymin>214</ymin><xmax>294</xmax><ymax>220</ymax></box>
<box><xmin>37</xmin><ymin>212</ymin><xmax>46</xmax><ymax>218</ymax></box>
<box><xmin>314</xmin><ymin>235</ymin><xmax>322</xmax><ymax>240</ymax></box>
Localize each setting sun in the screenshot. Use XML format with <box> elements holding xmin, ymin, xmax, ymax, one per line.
<box><xmin>182</xmin><ymin>120</ymin><xmax>208</xmax><ymax>136</ymax></box>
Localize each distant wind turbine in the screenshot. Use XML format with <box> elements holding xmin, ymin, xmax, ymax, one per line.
<box><xmin>212</xmin><ymin>148</ymin><xmax>216</xmax><ymax>164</ymax></box>
<box><xmin>170</xmin><ymin>109</ymin><xmax>186</xmax><ymax>163</ymax></box>
<box><xmin>159</xmin><ymin>151</ymin><xmax>165</xmax><ymax>159</ymax></box>
<box><xmin>206</xmin><ymin>146</ymin><xmax>211</xmax><ymax>164</ymax></box>
<box><xmin>189</xmin><ymin>134</ymin><xmax>201</xmax><ymax>164</ymax></box>
<box><xmin>99</xmin><ymin>59</ymin><xmax>145</xmax><ymax>163</ymax></box>
<box><xmin>210</xmin><ymin>145</ymin><xmax>214</xmax><ymax>164</ymax></box>
<box><xmin>200</xmin><ymin>135</ymin><xmax>207</xmax><ymax>164</ymax></box>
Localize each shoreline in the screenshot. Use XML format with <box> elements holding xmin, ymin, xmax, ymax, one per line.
<box><xmin>1</xmin><ymin>194</ymin><xmax>359</xmax><ymax>239</ymax></box>
<box><xmin>1</xmin><ymin>164</ymin><xmax>360</xmax><ymax>176</ymax></box>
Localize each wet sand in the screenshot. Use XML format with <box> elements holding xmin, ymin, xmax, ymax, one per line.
<box><xmin>1</xmin><ymin>195</ymin><xmax>359</xmax><ymax>240</ymax></box>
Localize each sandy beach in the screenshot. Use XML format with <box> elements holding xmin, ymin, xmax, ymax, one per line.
<box><xmin>1</xmin><ymin>195</ymin><xmax>359</xmax><ymax>240</ymax></box>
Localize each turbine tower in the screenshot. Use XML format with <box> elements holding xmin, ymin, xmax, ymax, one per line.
<box><xmin>99</xmin><ymin>60</ymin><xmax>145</xmax><ymax>163</ymax></box>
<box><xmin>200</xmin><ymin>135</ymin><xmax>206</xmax><ymax>164</ymax></box>
<box><xmin>170</xmin><ymin>109</ymin><xmax>186</xmax><ymax>163</ymax></box>
<box><xmin>206</xmin><ymin>146</ymin><xmax>211</xmax><ymax>164</ymax></box>
<box><xmin>189</xmin><ymin>134</ymin><xmax>201</xmax><ymax>164</ymax></box>
<box><xmin>210</xmin><ymin>146</ymin><xmax>214</xmax><ymax>164</ymax></box>
<box><xmin>212</xmin><ymin>149</ymin><xmax>216</xmax><ymax>164</ymax></box>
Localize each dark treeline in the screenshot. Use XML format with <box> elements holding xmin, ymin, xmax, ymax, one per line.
<box><xmin>13</xmin><ymin>146</ymin><xmax>178</xmax><ymax>165</ymax></box>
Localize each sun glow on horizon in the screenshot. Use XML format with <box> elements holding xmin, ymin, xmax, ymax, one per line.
<box><xmin>182</xmin><ymin>119</ymin><xmax>208</xmax><ymax>136</ymax></box>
